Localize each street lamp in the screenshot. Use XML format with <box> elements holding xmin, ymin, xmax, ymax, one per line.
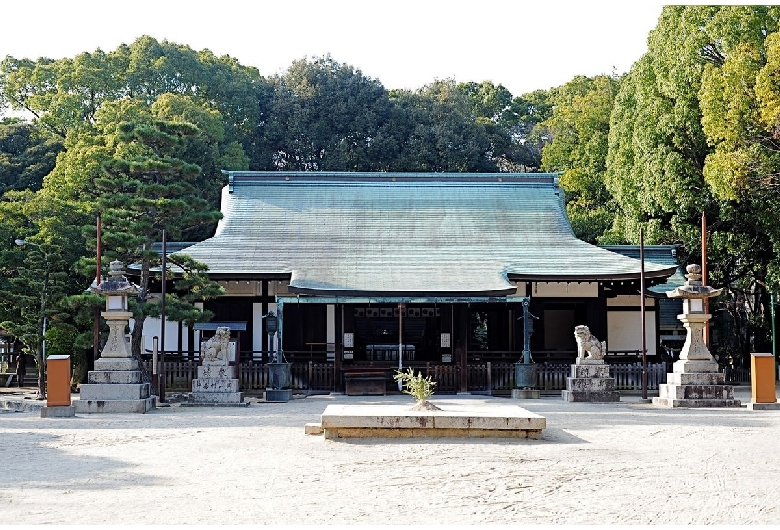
<box><xmin>15</xmin><ymin>238</ymin><xmax>49</xmax><ymax>399</ymax></box>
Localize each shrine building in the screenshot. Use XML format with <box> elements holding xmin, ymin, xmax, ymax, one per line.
<box><xmin>144</xmin><ymin>171</ymin><xmax>677</xmax><ymax>392</ymax></box>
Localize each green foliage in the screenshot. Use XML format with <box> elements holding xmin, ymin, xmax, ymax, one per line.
<box><xmin>89</xmin><ymin>118</ymin><xmax>223</xmax><ymax>357</ymax></box>
<box><xmin>255</xmin><ymin>58</ymin><xmax>505</xmax><ymax>172</ymax></box>
<box><xmin>0</xmin><ymin>118</ymin><xmax>63</xmax><ymax>193</ymax></box>
<box><xmin>258</xmin><ymin>55</ymin><xmax>394</xmax><ymax>171</ymax></box>
<box><xmin>540</xmin><ymin>75</ymin><xmax>620</xmax><ymax>242</ymax></box>
<box><xmin>604</xmin><ymin>5</ymin><xmax>780</xmax><ymax>366</ymax></box>
<box><xmin>0</xmin><ymin>188</ymin><xmax>90</xmax><ymax>396</ymax></box>
<box><xmin>393</xmin><ymin>367</ymin><xmax>436</xmax><ymax>403</ymax></box>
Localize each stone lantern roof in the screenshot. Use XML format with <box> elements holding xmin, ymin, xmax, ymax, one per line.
<box><xmin>666</xmin><ymin>264</ymin><xmax>722</xmax><ymax>299</ymax></box>
<box><xmin>89</xmin><ymin>260</ymin><xmax>140</xmax><ymax>297</ymax></box>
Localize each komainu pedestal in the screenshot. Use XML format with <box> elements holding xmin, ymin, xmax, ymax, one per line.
<box><xmin>189</xmin><ymin>327</ymin><xmax>246</xmax><ymax>406</ymax></box>
<box><xmin>562</xmin><ymin>326</ymin><xmax>619</xmax><ymax>402</ymax></box>
<box><xmin>561</xmin><ymin>359</ymin><xmax>620</xmax><ymax>402</ymax></box>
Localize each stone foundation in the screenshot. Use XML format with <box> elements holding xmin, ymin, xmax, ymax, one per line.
<box><xmin>40</xmin><ymin>405</ymin><xmax>76</xmax><ymax>418</ymax></box>
<box><xmin>561</xmin><ymin>360</ymin><xmax>619</xmax><ymax>402</ymax></box>
<box><xmin>512</xmin><ymin>389</ymin><xmax>540</xmax><ymax>399</ymax></box>
<box><xmin>653</xmin><ymin>367</ymin><xmax>740</xmax><ymax>408</ymax></box>
<box><xmin>75</xmin><ymin>357</ymin><xmax>155</xmax><ymax>414</ymax></box>
<box><xmin>317</xmin><ymin>404</ymin><xmax>546</xmax><ymax>439</ymax></box>
<box><xmin>189</xmin><ymin>364</ymin><xmax>245</xmax><ymax>406</ymax></box>
<box><xmin>266</xmin><ymin>389</ymin><xmax>293</xmax><ymax>402</ymax></box>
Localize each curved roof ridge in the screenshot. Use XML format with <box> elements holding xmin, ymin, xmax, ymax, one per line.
<box><xmin>180</xmin><ymin>171</ymin><xmax>675</xmax><ymax>295</ymax></box>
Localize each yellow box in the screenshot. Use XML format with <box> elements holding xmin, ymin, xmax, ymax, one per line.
<box><xmin>46</xmin><ymin>355</ymin><xmax>71</xmax><ymax>407</ymax></box>
<box><xmin>751</xmin><ymin>353</ymin><xmax>777</xmax><ymax>404</ymax></box>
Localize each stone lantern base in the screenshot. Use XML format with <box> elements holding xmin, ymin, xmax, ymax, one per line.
<box><xmin>653</xmin><ymin>361</ymin><xmax>741</xmax><ymax>408</ymax></box>
<box><xmin>652</xmin><ymin>315</ymin><xmax>740</xmax><ymax>408</ymax></box>
<box><xmin>75</xmin><ymin>357</ymin><xmax>155</xmax><ymax>414</ymax></box>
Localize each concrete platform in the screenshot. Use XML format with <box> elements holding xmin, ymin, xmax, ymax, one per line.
<box><xmin>266</xmin><ymin>389</ymin><xmax>293</xmax><ymax>402</ymax></box>
<box><xmin>512</xmin><ymin>389</ymin><xmax>540</xmax><ymax>399</ymax></box>
<box><xmin>75</xmin><ymin>396</ymin><xmax>156</xmax><ymax>414</ymax></box>
<box><xmin>746</xmin><ymin>400</ymin><xmax>780</xmax><ymax>411</ymax></box>
<box><xmin>318</xmin><ymin>403</ymin><xmax>546</xmax><ymax>439</ymax></box>
<box><xmin>40</xmin><ymin>405</ymin><xmax>76</xmax><ymax>418</ymax></box>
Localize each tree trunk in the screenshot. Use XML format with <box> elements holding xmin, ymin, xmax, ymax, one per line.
<box><xmin>130</xmin><ymin>256</ymin><xmax>151</xmax><ymax>383</ymax></box>
<box><xmin>36</xmin><ymin>320</ymin><xmax>45</xmax><ymax>399</ymax></box>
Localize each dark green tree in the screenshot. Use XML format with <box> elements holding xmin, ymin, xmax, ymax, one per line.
<box><xmin>258</xmin><ymin>55</ymin><xmax>393</xmax><ymax>171</ymax></box>
<box><xmin>604</xmin><ymin>5</ymin><xmax>780</xmax><ymax>365</ymax></box>
<box><xmin>91</xmin><ymin>118</ymin><xmax>223</xmax><ymax>359</ymax></box>
<box><xmin>541</xmin><ymin>75</ymin><xmax>620</xmax><ymax>242</ymax></box>
<box><xmin>0</xmin><ymin>118</ymin><xmax>63</xmax><ymax>193</ymax></box>
<box><xmin>0</xmin><ymin>189</ymin><xmax>88</xmax><ymax>397</ymax></box>
<box><xmin>382</xmin><ymin>80</ymin><xmax>497</xmax><ymax>172</ymax></box>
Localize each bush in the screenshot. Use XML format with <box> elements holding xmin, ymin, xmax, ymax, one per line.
<box><xmin>393</xmin><ymin>367</ymin><xmax>436</xmax><ymax>402</ymax></box>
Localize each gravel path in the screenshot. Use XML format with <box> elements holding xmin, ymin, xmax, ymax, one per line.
<box><xmin>1</xmin><ymin>387</ymin><xmax>777</xmax><ymax>525</ymax></box>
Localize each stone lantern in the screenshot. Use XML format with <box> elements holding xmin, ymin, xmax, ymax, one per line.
<box><xmin>653</xmin><ymin>264</ymin><xmax>740</xmax><ymax>408</ymax></box>
<box><xmin>75</xmin><ymin>261</ymin><xmax>155</xmax><ymax>413</ymax></box>
<box><xmin>91</xmin><ymin>261</ymin><xmax>138</xmax><ymax>359</ymax></box>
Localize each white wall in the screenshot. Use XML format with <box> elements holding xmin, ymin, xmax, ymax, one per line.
<box><xmin>607</xmin><ymin>311</ymin><xmax>657</xmax><ymax>355</ymax></box>
<box><xmin>532</xmin><ymin>282</ymin><xmax>598</xmax><ymax>297</ymax></box>
<box><xmin>252</xmin><ymin>302</ymin><xmax>265</xmax><ymax>354</ymax></box>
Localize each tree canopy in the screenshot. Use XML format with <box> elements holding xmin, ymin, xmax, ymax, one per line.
<box><xmin>604</xmin><ymin>5</ymin><xmax>780</xmax><ymax>363</ymax></box>
<box><xmin>4</xmin><ymin>24</ymin><xmax>780</xmax><ymax>375</ymax></box>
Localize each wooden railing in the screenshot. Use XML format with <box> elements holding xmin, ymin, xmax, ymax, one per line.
<box><xmin>424</xmin><ymin>364</ymin><xmax>460</xmax><ymax>393</ymax></box>
<box><xmin>142</xmin><ymin>360</ymin><xmax>760</xmax><ymax>395</ymax></box>
<box><xmin>141</xmin><ymin>361</ymin><xmax>336</xmax><ymax>394</ymax></box>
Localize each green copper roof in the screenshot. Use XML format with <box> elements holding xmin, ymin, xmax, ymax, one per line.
<box><xmin>179</xmin><ymin>172</ymin><xmax>676</xmax><ymax>296</ymax></box>
<box><xmin>601</xmin><ymin>245</ymin><xmax>686</xmax><ymax>298</ymax></box>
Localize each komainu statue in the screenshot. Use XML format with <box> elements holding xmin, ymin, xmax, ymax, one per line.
<box><xmin>201</xmin><ymin>327</ymin><xmax>231</xmax><ymax>364</ymax></box>
<box><xmin>574</xmin><ymin>325</ymin><xmax>606</xmax><ymax>361</ymax></box>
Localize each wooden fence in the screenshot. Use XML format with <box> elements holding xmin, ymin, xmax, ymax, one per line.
<box><xmin>143</xmin><ymin>360</ymin><xmax>752</xmax><ymax>395</ymax></box>
<box><xmin>141</xmin><ymin>361</ymin><xmax>336</xmax><ymax>394</ymax></box>
<box><xmin>413</xmin><ymin>362</ymin><xmax>670</xmax><ymax>393</ymax></box>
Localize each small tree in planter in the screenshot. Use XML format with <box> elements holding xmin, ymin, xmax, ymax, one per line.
<box><xmin>394</xmin><ymin>367</ymin><xmax>441</xmax><ymax>411</ymax></box>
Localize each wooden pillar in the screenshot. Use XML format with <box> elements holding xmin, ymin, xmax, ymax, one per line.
<box><xmin>335</xmin><ymin>304</ymin><xmax>343</xmax><ymax>393</ymax></box>
<box><xmin>262</xmin><ymin>280</ymin><xmax>268</xmax><ymax>363</ymax></box>
<box><xmin>276</xmin><ymin>300</ymin><xmax>283</xmax><ymax>362</ymax></box>
<box><xmin>455</xmin><ymin>304</ymin><xmax>469</xmax><ymax>393</ymax></box>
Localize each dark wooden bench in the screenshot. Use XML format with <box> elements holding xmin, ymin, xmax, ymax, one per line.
<box><xmin>344</xmin><ymin>369</ymin><xmax>387</xmax><ymax>396</ymax></box>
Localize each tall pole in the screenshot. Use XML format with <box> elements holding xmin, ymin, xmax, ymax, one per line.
<box><xmin>772</xmin><ymin>293</ymin><xmax>777</xmax><ymax>383</ymax></box>
<box><xmin>702</xmin><ymin>211</ymin><xmax>709</xmax><ymax>347</ymax></box>
<box><xmin>640</xmin><ymin>226</ymin><xmax>648</xmax><ymax>400</ymax></box>
<box><xmin>159</xmin><ymin>229</ymin><xmax>167</xmax><ymax>403</ymax></box>
<box><xmin>39</xmin><ymin>253</ymin><xmax>49</xmax><ymax>399</ymax></box>
<box><xmin>398</xmin><ymin>302</ymin><xmax>404</xmax><ymax>391</ymax></box>
<box><xmin>93</xmin><ymin>215</ymin><xmax>102</xmax><ymax>364</ymax></box>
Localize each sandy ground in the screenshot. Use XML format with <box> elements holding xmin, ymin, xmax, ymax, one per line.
<box><xmin>1</xmin><ymin>386</ymin><xmax>778</xmax><ymax>526</ymax></box>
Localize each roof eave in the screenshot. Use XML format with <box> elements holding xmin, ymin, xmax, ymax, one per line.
<box><xmin>287</xmin><ymin>286</ymin><xmax>518</xmax><ymax>298</ymax></box>
<box><xmin>508</xmin><ymin>265</ymin><xmax>678</xmax><ymax>283</ymax></box>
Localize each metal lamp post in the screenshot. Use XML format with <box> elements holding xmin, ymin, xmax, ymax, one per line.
<box><xmin>265</xmin><ymin>311</ymin><xmax>292</xmax><ymax>402</ymax></box>
<box><xmin>15</xmin><ymin>238</ymin><xmax>49</xmax><ymax>399</ymax></box>
<box><xmin>514</xmin><ymin>298</ymin><xmax>540</xmax><ymax>398</ymax></box>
